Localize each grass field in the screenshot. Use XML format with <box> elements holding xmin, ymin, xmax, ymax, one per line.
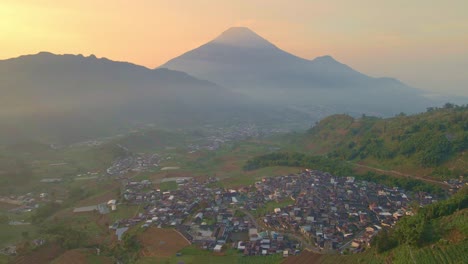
<box><xmin>0</xmin><ymin>254</ymin><xmax>10</xmax><ymax>264</ymax></box>
<box><xmin>159</xmin><ymin>181</ymin><xmax>178</xmax><ymax>191</ymax></box>
<box><xmin>138</xmin><ymin>228</ymin><xmax>190</xmax><ymax>258</ymax></box>
<box><xmin>137</xmin><ymin>244</ymin><xmax>284</xmax><ymax>264</ymax></box>
<box><xmin>252</xmin><ymin>199</ymin><xmax>295</xmax><ymax>217</ymax></box>
<box><xmin>108</xmin><ymin>204</ymin><xmax>141</xmax><ymax>222</ymax></box>
<box><xmin>131</xmin><ymin>139</ymin><xmax>304</xmax><ymax>189</ymax></box>
<box><xmin>51</xmin><ymin>248</ymin><xmax>114</xmax><ymax>264</ymax></box>
<box><xmin>0</xmin><ymin>223</ymin><xmax>37</xmax><ymax>248</ymax></box>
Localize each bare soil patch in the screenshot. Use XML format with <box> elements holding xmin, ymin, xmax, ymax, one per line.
<box><xmin>13</xmin><ymin>243</ymin><xmax>64</xmax><ymax>264</ymax></box>
<box><xmin>51</xmin><ymin>249</ymin><xmax>88</xmax><ymax>264</ymax></box>
<box><xmin>138</xmin><ymin>228</ymin><xmax>190</xmax><ymax>258</ymax></box>
<box><xmin>0</xmin><ymin>201</ymin><xmax>18</xmax><ymax>210</ymax></box>
<box><xmin>447</xmin><ymin>229</ymin><xmax>465</xmax><ymax>243</ymax></box>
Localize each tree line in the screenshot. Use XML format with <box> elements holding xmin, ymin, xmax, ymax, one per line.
<box><xmin>243</xmin><ymin>152</ymin><xmax>443</xmax><ymax>195</ymax></box>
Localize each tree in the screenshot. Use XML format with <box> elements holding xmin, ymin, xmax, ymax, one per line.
<box><xmin>41</xmin><ymin>224</ymin><xmax>88</xmax><ymax>249</ymax></box>
<box><xmin>21</xmin><ymin>231</ymin><xmax>29</xmax><ymax>239</ymax></box>
<box><xmin>372</xmin><ymin>229</ymin><xmax>397</xmax><ymax>253</ymax></box>
<box><xmin>0</xmin><ymin>215</ymin><xmax>9</xmax><ymax>224</ymax></box>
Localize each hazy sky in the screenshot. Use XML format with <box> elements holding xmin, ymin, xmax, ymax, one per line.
<box><xmin>1</xmin><ymin>0</ymin><xmax>467</xmax><ymax>96</ymax></box>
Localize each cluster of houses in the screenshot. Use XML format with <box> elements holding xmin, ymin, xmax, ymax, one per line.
<box><xmin>235</xmin><ymin>229</ymin><xmax>299</xmax><ymax>257</ymax></box>
<box><xmin>115</xmin><ymin>177</ymin><xmax>300</xmax><ymax>255</ymax></box>
<box><xmin>112</xmin><ymin>169</ymin><xmax>443</xmax><ymax>256</ymax></box>
<box><xmin>249</xmin><ymin>170</ymin><xmax>439</xmax><ymax>252</ymax></box>
<box><xmin>445</xmin><ymin>176</ymin><xmax>467</xmax><ymax>194</ymax></box>
<box><xmin>187</xmin><ymin>124</ymin><xmax>285</xmax><ymax>152</ymax></box>
<box><xmin>0</xmin><ymin>192</ymin><xmax>53</xmax><ymax>215</ymax></box>
<box><xmin>106</xmin><ymin>153</ymin><xmax>160</xmax><ymax>176</ymax></box>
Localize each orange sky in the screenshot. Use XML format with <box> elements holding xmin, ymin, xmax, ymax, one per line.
<box><xmin>1</xmin><ymin>0</ymin><xmax>467</xmax><ymax>96</ymax></box>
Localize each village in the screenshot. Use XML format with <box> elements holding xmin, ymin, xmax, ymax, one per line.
<box><xmin>106</xmin><ymin>152</ymin><xmax>160</xmax><ymax>176</ymax></box>
<box><xmin>1</xmin><ymin>165</ymin><xmax>465</xmax><ymax>259</ymax></box>
<box><xmin>106</xmin><ymin>124</ymin><xmax>280</xmax><ymax>176</ymax></box>
<box><xmin>109</xmin><ymin>169</ymin><xmax>445</xmax><ymax>256</ymax></box>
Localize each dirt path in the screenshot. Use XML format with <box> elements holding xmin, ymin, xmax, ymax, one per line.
<box><xmin>349</xmin><ymin>162</ymin><xmax>450</xmax><ymax>188</ymax></box>
<box><xmin>238</xmin><ymin>208</ymin><xmax>320</xmax><ymax>253</ymax></box>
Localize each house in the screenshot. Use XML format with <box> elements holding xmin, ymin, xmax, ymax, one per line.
<box><xmin>249</xmin><ymin>228</ymin><xmax>259</xmax><ymax>241</ymax></box>
<box><xmin>213</xmin><ymin>244</ymin><xmax>223</xmax><ymax>253</ymax></box>
<box><xmin>237</xmin><ymin>241</ymin><xmax>246</xmax><ymax>250</ymax></box>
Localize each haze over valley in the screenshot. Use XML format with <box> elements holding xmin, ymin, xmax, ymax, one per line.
<box><xmin>1</xmin><ymin>27</ymin><xmax>463</xmax><ymax>144</ymax></box>
<box><xmin>0</xmin><ymin>2</ymin><xmax>467</xmax><ymax>263</ymax></box>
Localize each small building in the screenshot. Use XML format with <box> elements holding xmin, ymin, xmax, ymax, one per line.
<box><xmin>237</xmin><ymin>241</ymin><xmax>246</xmax><ymax>250</ymax></box>
<box><xmin>213</xmin><ymin>244</ymin><xmax>223</xmax><ymax>253</ymax></box>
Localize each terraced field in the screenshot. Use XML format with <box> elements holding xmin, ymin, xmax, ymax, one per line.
<box><xmin>402</xmin><ymin>242</ymin><xmax>468</xmax><ymax>264</ymax></box>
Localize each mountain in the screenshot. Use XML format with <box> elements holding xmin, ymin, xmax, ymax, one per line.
<box><xmin>161</xmin><ymin>27</ymin><xmax>440</xmax><ymax>116</ymax></box>
<box><xmin>0</xmin><ymin>52</ymin><xmax>303</xmax><ymax>144</ymax></box>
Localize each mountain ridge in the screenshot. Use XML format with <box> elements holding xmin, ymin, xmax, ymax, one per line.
<box><xmin>161</xmin><ymin>27</ymin><xmax>436</xmax><ymax>116</ymax></box>
<box><xmin>1</xmin><ymin>51</ymin><xmax>299</xmax><ymax>144</ymax></box>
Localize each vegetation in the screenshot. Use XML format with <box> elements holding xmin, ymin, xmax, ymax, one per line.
<box><xmin>0</xmin><ymin>156</ymin><xmax>33</xmax><ymax>193</ymax></box>
<box><xmin>111</xmin><ymin>233</ymin><xmax>141</xmax><ymax>263</ymax></box>
<box><xmin>244</xmin><ymin>152</ymin><xmax>353</xmax><ymax>175</ymax></box>
<box><xmin>380</xmin><ymin>186</ymin><xmax>468</xmax><ymax>250</ymax></box>
<box><xmin>1</xmin><ymin>105</ymin><xmax>466</xmax><ymax>263</ymax></box>
<box><xmin>244</xmin><ymin>152</ymin><xmax>444</xmax><ymax>194</ymax></box>
<box><xmin>300</xmin><ymin>105</ymin><xmax>468</xmax><ymax>179</ymax></box>
<box><xmin>40</xmin><ymin>223</ymin><xmax>89</xmax><ymax>249</ymax></box>
<box><xmin>159</xmin><ymin>181</ymin><xmax>178</xmax><ymax>191</ymax></box>
<box><xmin>136</xmin><ymin>244</ymin><xmax>284</xmax><ymax>264</ymax></box>
<box><xmin>0</xmin><ymin>223</ymin><xmax>37</xmax><ymax>248</ymax></box>
<box><xmin>314</xmin><ymin>187</ymin><xmax>468</xmax><ymax>264</ymax></box>
<box><xmin>30</xmin><ymin>202</ymin><xmax>62</xmax><ymax>224</ymax></box>
<box><xmin>252</xmin><ymin>199</ymin><xmax>295</xmax><ymax>217</ymax></box>
<box><xmin>356</xmin><ymin>171</ymin><xmax>444</xmax><ymax>195</ymax></box>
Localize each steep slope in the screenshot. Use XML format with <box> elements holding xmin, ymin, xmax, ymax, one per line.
<box><xmin>293</xmin><ymin>105</ymin><xmax>468</xmax><ymax>179</ymax></box>
<box><xmin>162</xmin><ymin>27</ymin><xmax>437</xmax><ymax>116</ymax></box>
<box><xmin>0</xmin><ymin>52</ymin><xmax>303</xmax><ymax>143</ymax></box>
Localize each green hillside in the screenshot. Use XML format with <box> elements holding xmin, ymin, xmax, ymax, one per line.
<box><xmin>291</xmin><ymin>104</ymin><xmax>468</xmax><ymax>180</ymax></box>
<box><xmin>369</xmin><ymin>186</ymin><xmax>468</xmax><ymax>263</ymax></box>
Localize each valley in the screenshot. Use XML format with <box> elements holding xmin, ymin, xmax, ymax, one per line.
<box><xmin>0</xmin><ymin>10</ymin><xmax>467</xmax><ymax>263</ymax></box>
<box><xmin>0</xmin><ymin>106</ymin><xmax>466</xmax><ymax>263</ymax></box>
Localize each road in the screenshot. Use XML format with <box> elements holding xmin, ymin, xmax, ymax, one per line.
<box><xmin>238</xmin><ymin>208</ymin><xmax>259</xmax><ymax>229</ymax></box>
<box><xmin>238</xmin><ymin>208</ymin><xmax>320</xmax><ymax>253</ymax></box>
<box><xmin>338</xmin><ymin>230</ymin><xmax>365</xmax><ymax>251</ymax></box>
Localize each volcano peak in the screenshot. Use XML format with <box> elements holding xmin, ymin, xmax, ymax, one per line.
<box><xmin>211</xmin><ymin>27</ymin><xmax>276</xmax><ymax>48</ymax></box>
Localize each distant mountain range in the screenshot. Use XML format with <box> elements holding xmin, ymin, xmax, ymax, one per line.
<box><xmin>162</xmin><ymin>27</ymin><xmax>446</xmax><ymax>115</ymax></box>
<box><xmin>0</xmin><ymin>52</ymin><xmax>305</xmax><ymax>143</ymax></box>
<box><xmin>0</xmin><ymin>27</ymin><xmax>464</xmax><ymax>143</ymax></box>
